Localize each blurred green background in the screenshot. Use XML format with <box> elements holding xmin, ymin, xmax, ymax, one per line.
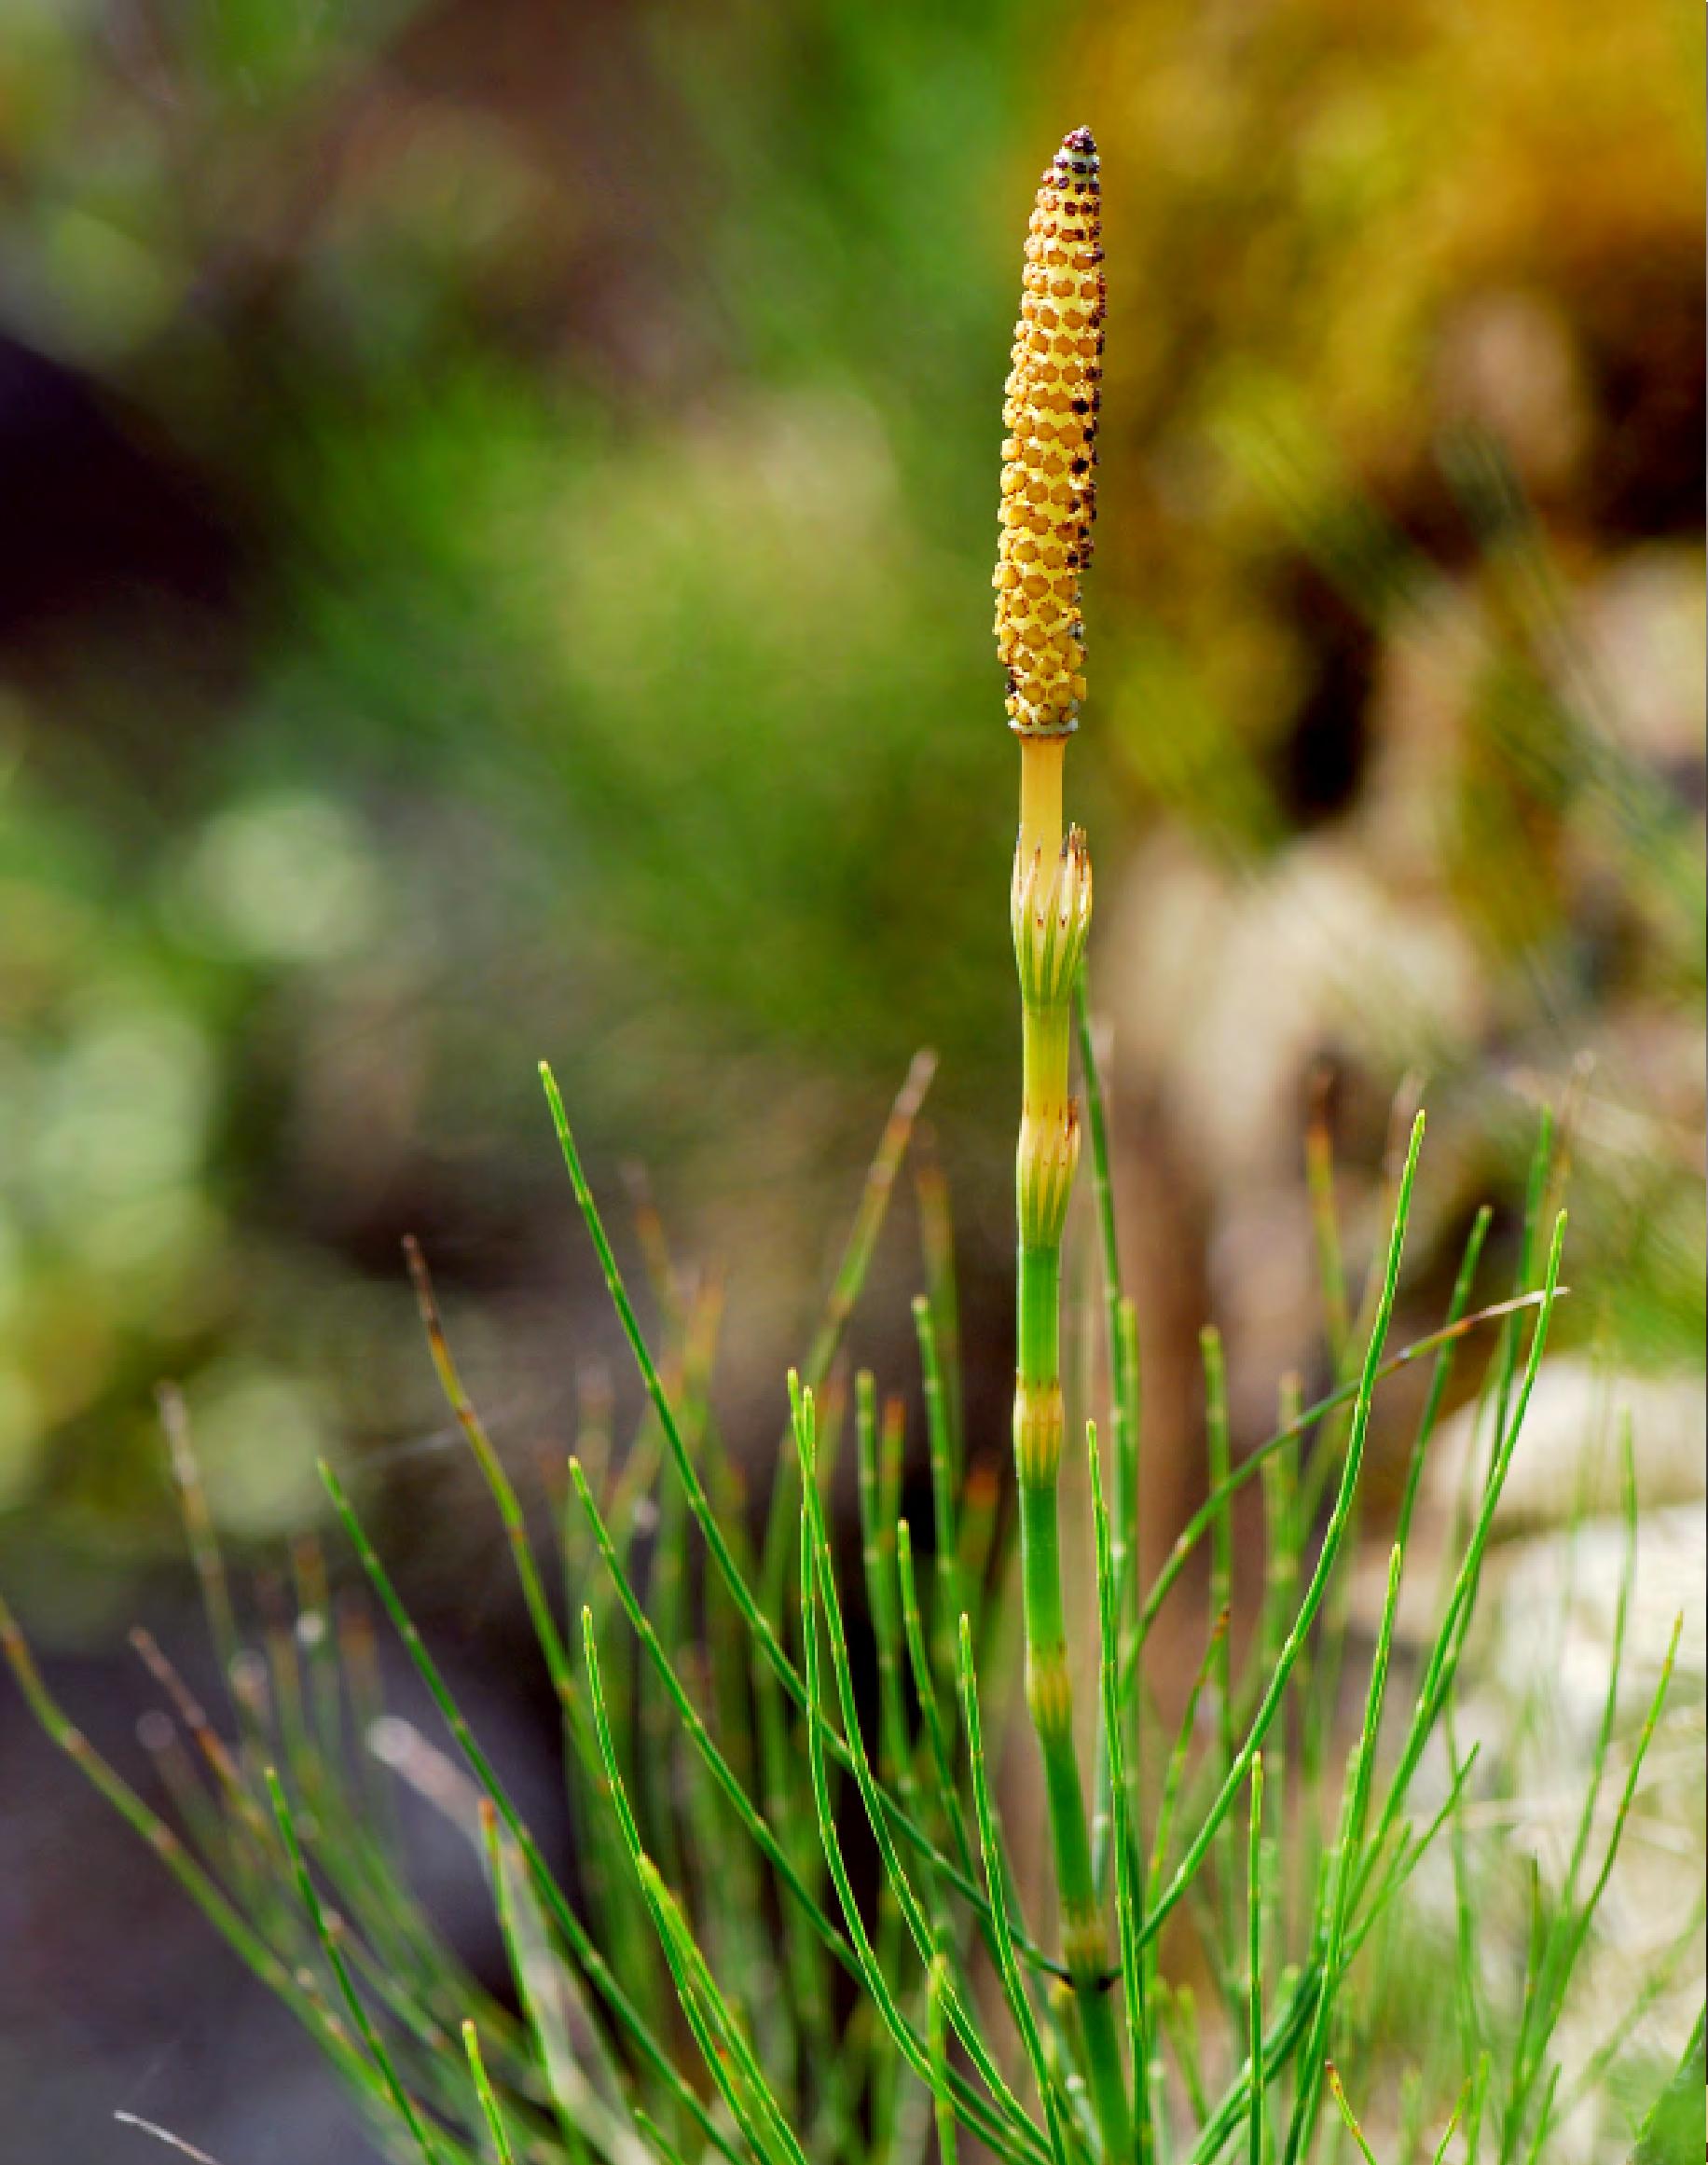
<box><xmin>1</xmin><ymin>0</ymin><xmax>1699</xmax><ymax>1583</ymax></box>
<box><xmin>0</xmin><ymin>0</ymin><xmax>1701</xmax><ymax>2155</ymax></box>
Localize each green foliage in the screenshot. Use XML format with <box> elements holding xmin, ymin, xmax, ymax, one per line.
<box><xmin>3</xmin><ymin>1019</ymin><xmax>1689</xmax><ymax>2160</ymax></box>
<box><xmin>1630</xmin><ymin>2011</ymin><xmax>1704</xmax><ymax>2165</ymax></box>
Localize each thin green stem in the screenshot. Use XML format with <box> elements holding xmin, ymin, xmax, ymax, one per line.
<box><xmin>1247</xmin><ymin>1758</ymin><xmax>1266</xmax><ymax>2165</ymax></box>
<box><xmin>1124</xmin><ymin>1285</ymin><xmax>1562</xmax><ymax>1690</ymax></box>
<box><xmin>1090</xmin><ymin>1423</ymin><xmax>1151</xmax><ymax>2163</ymax></box>
<box><xmin>957</xmin><ymin>1616</ymin><xmax>1073</xmax><ymax>2165</ymax></box>
<box><xmin>1143</xmin><ymin>1115</ymin><xmax>1426</xmax><ymax>1955</ymax></box>
<box><xmin>795</xmin><ymin>1521</ymin><xmax>1050</xmax><ymax>2165</ymax></box>
<box><xmin>792</xmin><ymin>1379</ymin><xmax>1047</xmax><ymax>2157</ymax></box>
<box><xmin>1074</xmin><ymin>974</ymin><xmax>1140</xmax><ymax>1648</ymax></box>
<box><xmin>461</xmin><ymin>2024</ymin><xmax>518</xmax><ymax>2165</ymax></box>
<box><xmin>320</xmin><ymin>1461</ymin><xmax>741</xmax><ymax>2165</ymax></box>
<box><xmin>540</xmin><ymin>1061</ymin><xmax>1067</xmax><ymax>1981</ymax></box>
<box><xmin>267</xmin><ymin>1768</ymin><xmax>446</xmax><ymax>2165</ymax></box>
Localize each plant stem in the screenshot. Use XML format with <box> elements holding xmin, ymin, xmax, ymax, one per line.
<box><xmin>1013</xmin><ymin>729</ymin><xmax>1132</xmax><ymax>2160</ymax></box>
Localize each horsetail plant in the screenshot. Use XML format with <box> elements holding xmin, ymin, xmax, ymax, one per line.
<box><xmin>2</xmin><ymin>127</ymin><xmax>1698</xmax><ymax>2165</ymax></box>
<box><xmin>998</xmin><ymin>126</ymin><xmax>1130</xmax><ymax>2161</ymax></box>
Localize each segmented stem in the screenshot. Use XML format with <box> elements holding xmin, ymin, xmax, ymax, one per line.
<box><xmin>1012</xmin><ymin>724</ymin><xmax>1130</xmax><ymax>2157</ymax></box>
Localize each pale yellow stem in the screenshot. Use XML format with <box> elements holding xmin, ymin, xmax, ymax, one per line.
<box><xmin>1018</xmin><ymin>738</ymin><xmax>1066</xmax><ymax>879</ymax></box>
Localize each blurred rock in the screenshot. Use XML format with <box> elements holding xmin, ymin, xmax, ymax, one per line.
<box><xmin>1428</xmin><ymin>1353</ymin><xmax>1708</xmax><ymax>1535</ymax></box>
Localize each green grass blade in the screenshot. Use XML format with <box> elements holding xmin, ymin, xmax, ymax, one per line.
<box><xmin>955</xmin><ymin>1616</ymin><xmax>1073</xmax><ymax>2165</ymax></box>
<box><xmin>462</xmin><ymin>2023</ymin><xmax>519</xmax><ymax>2165</ymax></box>
<box><xmin>759</xmin><ymin>1051</ymin><xmax>938</xmax><ymax>1626</ymax></box>
<box><xmin>913</xmin><ymin>1123</ymin><xmax>965</xmax><ymax>1472</ymax></box>
<box><xmin>1502</xmin><ymin>1613</ymin><xmax>1687</xmax><ymax>2160</ymax></box>
<box><xmin>912</xmin><ymin>1296</ymin><xmax>964</xmax><ymax>1693</ymax></box>
<box><xmin>1140</xmin><ymin>1113</ymin><xmax>1426</xmax><ymax>1952</ymax></box>
<box><xmin>895</xmin><ymin>1519</ymin><xmax>981</xmax><ymax>1892</ymax></box>
<box><xmin>569</xmin><ymin>1457</ymin><xmax>860</xmax><ymax>1983</ymax></box>
<box><xmin>319</xmin><ymin>1459</ymin><xmax>740</xmax><ymax>2165</ymax></box>
<box><xmin>796</xmin><ymin>1506</ymin><xmax>1048</xmax><ymax>2165</ymax></box>
<box><xmin>1146</xmin><ymin>1608</ymin><xmax>1230</xmax><ymax>1911</ymax></box>
<box><xmin>1631</xmin><ymin>2008</ymin><xmax>1706</xmax><ymax>2165</ymax></box>
<box><xmin>858</xmin><ymin>1372</ymin><xmax>917</xmax><ymax>1806</ymax></box>
<box><xmin>540</xmin><ymin>1061</ymin><xmax>1058</xmax><ymax>1973</ymax></box>
<box><xmin>1247</xmin><ymin>1756</ymin><xmax>1266</xmax><ymax>2165</ymax></box>
<box><xmin>1088</xmin><ymin>1420</ymin><xmax>1150</xmax><ymax>2160</ymax></box>
<box><xmin>928</xmin><ymin>1957</ymin><xmax>962</xmax><ymax>2165</ymax></box>
<box><xmin>267</xmin><ymin>1767</ymin><xmax>448</xmax><ymax>2165</ymax></box>
<box><xmin>1362</xmin><ymin>1213</ymin><xmax>1569</xmax><ymax>1871</ymax></box>
<box><xmin>581</xmin><ymin>1608</ymin><xmax>803</xmax><ymax>2165</ymax></box>
<box><xmin>1125</xmin><ymin>1284</ymin><xmax>1559</xmax><ymax>1684</ymax></box>
<box><xmin>791</xmin><ymin>1377</ymin><xmax>1048</xmax><ymax>2158</ymax></box>
<box><xmin>1073</xmin><ymin>975</ymin><xmax>1141</xmax><ymax>1632</ymax></box>
<box><xmin>1287</xmin><ymin>1541</ymin><xmax>1405</xmax><ymax>2158</ymax></box>
<box><xmin>1327</xmin><ymin>2067</ymin><xmax>1383</xmax><ymax>2165</ymax></box>
<box><xmin>0</xmin><ymin>1600</ymin><xmax>417</xmax><ymax>2135</ymax></box>
<box><xmin>1201</xmin><ymin>1325</ymin><xmax>1240</xmax><ymax>2016</ymax></box>
<box><xmin>404</xmin><ymin>1237</ymin><xmax>575</xmax><ymax>1700</ymax></box>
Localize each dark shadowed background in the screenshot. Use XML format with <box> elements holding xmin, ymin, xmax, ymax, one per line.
<box><xmin>0</xmin><ymin>2</ymin><xmax>1701</xmax><ymax>2158</ymax></box>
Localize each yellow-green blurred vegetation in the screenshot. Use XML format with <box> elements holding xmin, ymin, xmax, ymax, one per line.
<box><xmin>0</xmin><ymin>0</ymin><xmax>1700</xmax><ymax>1616</ymax></box>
